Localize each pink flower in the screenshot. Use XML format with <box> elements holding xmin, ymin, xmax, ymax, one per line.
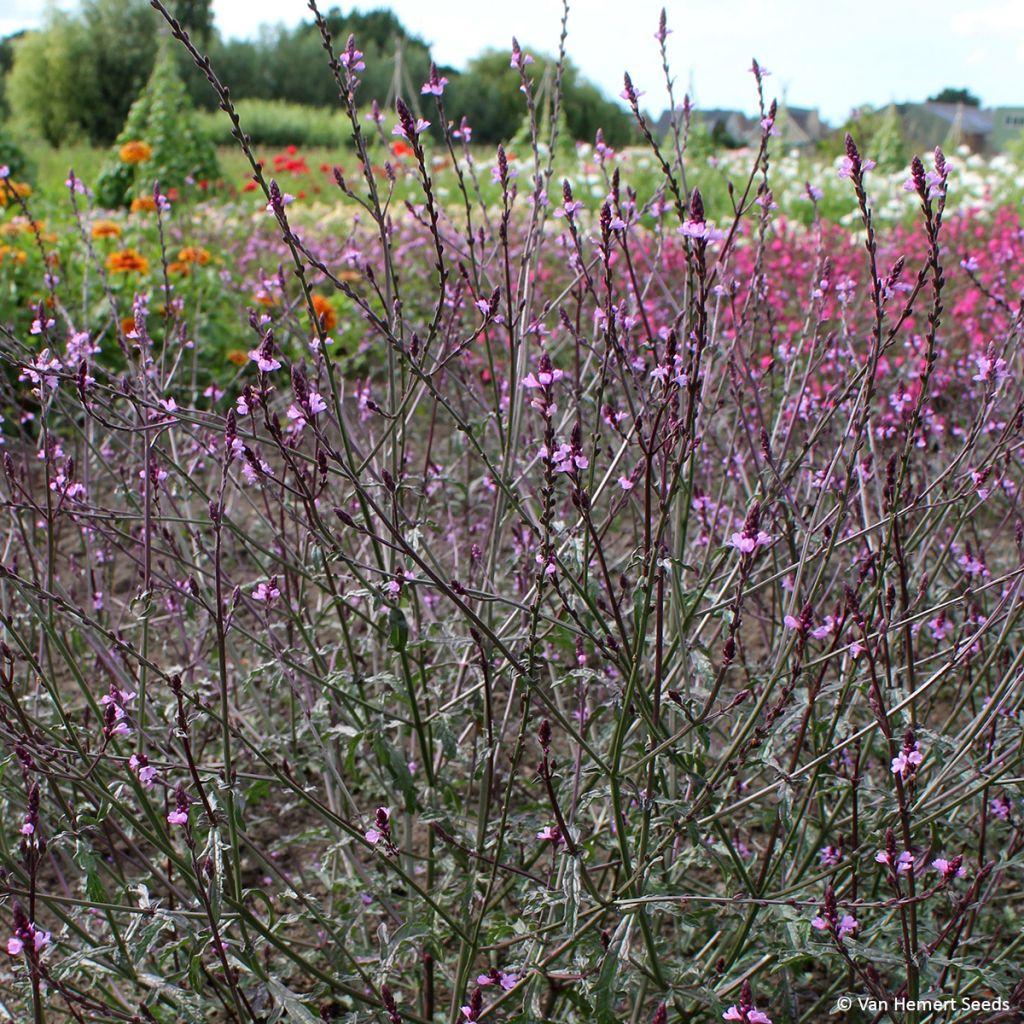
<box><xmin>819</xmin><ymin>845</ymin><xmax>841</xmax><ymax>866</ymax></box>
<box><xmin>723</xmin><ymin>1007</ymin><xmax>772</xmax><ymax>1024</ymax></box>
<box><xmin>730</xmin><ymin>530</ymin><xmax>771</xmax><ymax>554</ymax></box>
<box><xmin>248</xmin><ymin>348</ymin><xmax>281</xmax><ymax>373</ymax></box>
<box><xmin>252</xmin><ymin>579</ymin><xmax>281</xmax><ymax>603</ymax></box>
<box><xmin>891</xmin><ymin>740</ymin><xmax>923</xmax><ymax>779</ymax></box>
<box><xmin>6</xmin><ymin>924</ymin><xmax>50</xmax><ymax>957</ymax></box>
<box><xmin>366</xmin><ymin>807</ymin><xmax>392</xmax><ymax>848</ymax></box>
<box><xmin>679</xmin><ymin>219</ymin><xmax>724</xmax><ymax>241</ymax></box>
<box><xmin>265</xmin><ymin>193</ymin><xmax>295</xmax><ymax>213</ymax></box>
<box><xmin>393</xmin><ymin>118</ymin><xmax>431</xmax><ymax>139</ymax></box>
<box><xmin>932</xmin><ymin>856</ymin><xmax>967</xmax><ymax>880</ymax></box>
<box><xmin>521</xmin><ymin>368</ymin><xmax>564</xmax><ymax>389</ymax></box>
<box><xmin>167</xmin><ymin>809</ymin><xmax>188</xmax><ymax>826</ymax></box>
<box><xmin>989</xmin><ymin>796</ymin><xmax>1011</xmax><ymax>820</ymax></box>
<box><xmin>477</xmin><ymin>970</ymin><xmax>519</xmax><ymax>990</ymax></box>
<box><xmin>420</xmin><ymin>65</ymin><xmax>448</xmax><ymax>96</ymax></box>
<box><xmin>129</xmin><ymin>753</ymin><xmax>158</xmax><ymax>789</ymax></box>
<box><xmin>838</xmin><ymin>155</ymin><xmax>876</xmax><ymax>178</ymax></box>
<box><xmin>810</xmin><ymin>616</ymin><xmax>837</xmax><ymax>640</ymax></box>
<box><xmin>509</xmin><ymin>39</ymin><xmax>534</xmax><ymax>70</ymax></box>
<box><xmin>536</xmin><ymin>825</ymin><xmax>561</xmax><ymax>842</ymax></box>
<box><xmin>339</xmin><ymin>38</ymin><xmax>365</xmax><ymax>72</ymax></box>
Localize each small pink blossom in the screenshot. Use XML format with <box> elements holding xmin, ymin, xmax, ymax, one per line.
<box><xmin>252</xmin><ymin>579</ymin><xmax>281</xmax><ymax>603</ymax></box>
<box><xmin>891</xmin><ymin>740</ymin><xmax>924</xmax><ymax>779</ymax></box>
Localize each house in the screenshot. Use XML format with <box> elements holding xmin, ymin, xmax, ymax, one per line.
<box><xmin>654</xmin><ymin>103</ymin><xmax>829</xmax><ymax>150</ymax></box>
<box><xmin>989</xmin><ymin>107</ymin><xmax>1024</xmax><ymax>152</ymax></box>
<box><xmin>898</xmin><ymin>102</ymin><xmax>993</xmax><ymax>153</ymax></box>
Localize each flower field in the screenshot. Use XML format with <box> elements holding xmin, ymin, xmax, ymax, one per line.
<box><xmin>1</xmin><ymin>6</ymin><xmax>1024</xmax><ymax>1024</ymax></box>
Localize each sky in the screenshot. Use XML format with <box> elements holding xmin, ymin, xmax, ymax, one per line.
<box><xmin>3</xmin><ymin>0</ymin><xmax>1024</xmax><ymax>123</ymax></box>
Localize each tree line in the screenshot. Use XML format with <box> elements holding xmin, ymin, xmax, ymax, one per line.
<box><xmin>2</xmin><ymin>0</ymin><xmax>635</xmax><ymax>148</ymax></box>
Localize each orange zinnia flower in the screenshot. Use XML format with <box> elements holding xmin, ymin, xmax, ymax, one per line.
<box><xmin>119</xmin><ymin>140</ymin><xmax>152</xmax><ymax>164</ymax></box>
<box><xmin>107</xmin><ymin>249</ymin><xmax>150</xmax><ymax>274</ymax></box>
<box><xmin>226</xmin><ymin>349</ymin><xmax>249</xmax><ymax>366</ymax></box>
<box><xmin>167</xmin><ymin>261</ymin><xmax>191</xmax><ymax>276</ymax></box>
<box><xmin>0</xmin><ymin>180</ymin><xmax>32</xmax><ymax>206</ymax></box>
<box><xmin>92</xmin><ymin>220</ymin><xmax>122</xmax><ymax>239</ymax></box>
<box><xmin>177</xmin><ymin>246</ymin><xmax>211</xmax><ymax>266</ymax></box>
<box><xmin>0</xmin><ymin>245</ymin><xmax>28</xmax><ymax>266</ymax></box>
<box><xmin>311</xmin><ymin>294</ymin><xmax>337</xmax><ymax>331</ymax></box>
<box><xmin>130</xmin><ymin>195</ymin><xmax>157</xmax><ymax>213</ymax></box>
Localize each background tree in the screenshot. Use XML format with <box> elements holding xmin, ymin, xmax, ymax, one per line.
<box><xmin>927</xmin><ymin>87</ymin><xmax>981</xmax><ymax>107</ymax></box>
<box><xmin>5</xmin><ymin>12</ymin><xmax>97</xmax><ymax>146</ymax></box>
<box><xmin>77</xmin><ymin>0</ymin><xmax>160</xmax><ymax>143</ymax></box>
<box><xmin>170</xmin><ymin>0</ymin><xmax>213</xmax><ymax>47</ymax></box>
<box><xmin>444</xmin><ymin>49</ymin><xmax>633</xmax><ymax>146</ymax></box>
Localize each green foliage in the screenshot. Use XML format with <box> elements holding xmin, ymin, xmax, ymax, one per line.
<box><xmin>183</xmin><ymin>8</ymin><xmax>435</xmax><ymax>113</ymax></box>
<box><xmin>169</xmin><ymin>0</ymin><xmax>214</xmax><ymax>47</ymax></box>
<box><xmin>0</xmin><ymin>120</ymin><xmax>34</xmax><ymax>183</ymax></box>
<box><xmin>444</xmin><ymin>49</ymin><xmax>634</xmax><ymax>146</ymax></box>
<box><xmin>95</xmin><ymin>48</ymin><xmax>220</xmax><ymax>208</ymax></box>
<box><xmin>77</xmin><ymin>0</ymin><xmax>160</xmax><ymax>144</ymax></box>
<box><xmin>872</xmin><ymin>103</ymin><xmax>907</xmax><ymax>171</ymax></box>
<box><xmin>5</xmin><ymin>15</ymin><xmax>94</xmax><ymax>147</ymax></box>
<box><xmin>195</xmin><ymin>100</ymin><xmax>350</xmax><ymax>148</ymax></box>
<box><xmin>928</xmin><ymin>87</ymin><xmax>981</xmax><ymax>107</ymax></box>
<box><xmin>817</xmin><ymin>105</ymin><xmax>908</xmax><ymax>168</ymax></box>
<box><xmin>5</xmin><ymin>0</ymin><xmax>159</xmax><ymax>146</ymax></box>
<box><xmin>0</xmin><ymin>31</ymin><xmax>20</xmax><ymax>116</ymax></box>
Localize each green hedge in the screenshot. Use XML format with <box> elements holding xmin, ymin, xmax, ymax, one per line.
<box><xmin>196</xmin><ymin>101</ymin><xmax>353</xmax><ymax>149</ymax></box>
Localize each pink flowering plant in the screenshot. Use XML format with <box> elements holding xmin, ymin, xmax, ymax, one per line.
<box><xmin>1</xmin><ymin>4</ymin><xmax>1024</xmax><ymax>1023</ymax></box>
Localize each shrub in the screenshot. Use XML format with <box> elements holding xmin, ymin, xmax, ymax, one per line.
<box><xmin>0</xmin><ymin>121</ymin><xmax>33</xmax><ymax>184</ymax></box>
<box><xmin>95</xmin><ymin>47</ymin><xmax>220</xmax><ymax>208</ymax></box>
<box><xmin>2</xmin><ymin>8</ymin><xmax>1024</xmax><ymax>1024</ymax></box>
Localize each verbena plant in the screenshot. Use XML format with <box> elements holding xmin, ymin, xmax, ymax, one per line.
<box><xmin>1</xmin><ymin>4</ymin><xmax>1023</xmax><ymax>1023</ymax></box>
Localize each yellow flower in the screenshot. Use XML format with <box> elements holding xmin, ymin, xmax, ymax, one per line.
<box><xmin>130</xmin><ymin>195</ymin><xmax>157</xmax><ymax>213</ymax></box>
<box><xmin>119</xmin><ymin>140</ymin><xmax>152</xmax><ymax>165</ymax></box>
<box><xmin>311</xmin><ymin>294</ymin><xmax>337</xmax><ymax>331</ymax></box>
<box><xmin>106</xmin><ymin>248</ymin><xmax>150</xmax><ymax>274</ymax></box>
<box><xmin>177</xmin><ymin>246</ymin><xmax>211</xmax><ymax>266</ymax></box>
<box><xmin>92</xmin><ymin>220</ymin><xmax>122</xmax><ymax>239</ymax></box>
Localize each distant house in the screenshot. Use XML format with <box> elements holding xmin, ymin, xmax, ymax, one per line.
<box><xmin>898</xmin><ymin>103</ymin><xmax>992</xmax><ymax>153</ymax></box>
<box><xmin>778</xmin><ymin>106</ymin><xmax>828</xmax><ymax>148</ymax></box>
<box><xmin>896</xmin><ymin>103</ymin><xmax>1024</xmax><ymax>155</ymax></box>
<box><xmin>654</xmin><ymin>103</ymin><xmax>829</xmax><ymax>150</ymax></box>
<box><xmin>990</xmin><ymin>107</ymin><xmax>1024</xmax><ymax>152</ymax></box>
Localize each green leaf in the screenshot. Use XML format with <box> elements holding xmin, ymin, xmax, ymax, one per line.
<box><xmin>266</xmin><ymin>978</ymin><xmax>320</xmax><ymax>1024</ymax></box>
<box><xmin>388</xmin><ymin>605</ymin><xmax>410</xmax><ymax>652</ymax></box>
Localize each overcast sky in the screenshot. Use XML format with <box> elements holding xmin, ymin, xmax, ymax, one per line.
<box><xmin>4</xmin><ymin>0</ymin><xmax>1024</xmax><ymax>123</ymax></box>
